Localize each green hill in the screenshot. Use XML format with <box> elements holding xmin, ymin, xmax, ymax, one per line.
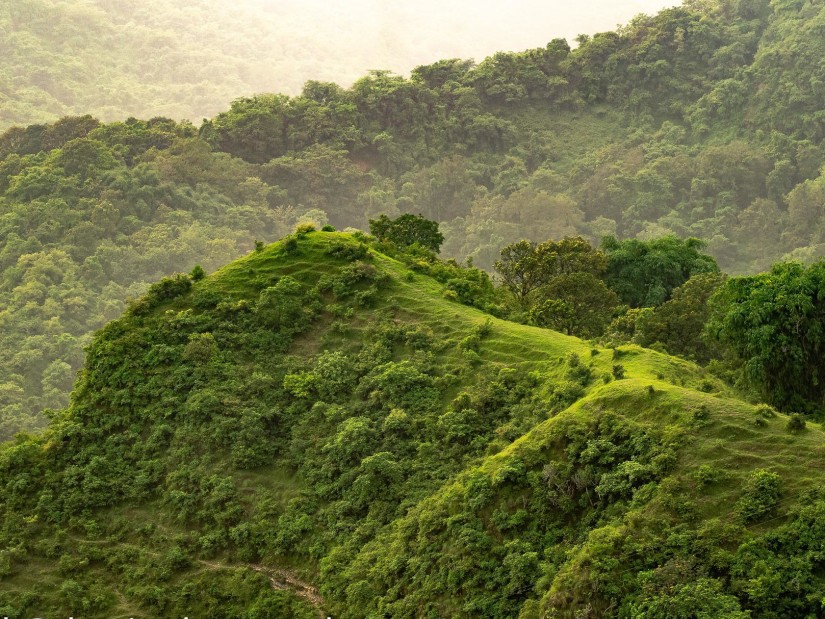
<box><xmin>2</xmin><ymin>229</ymin><xmax>824</xmax><ymax>618</ymax></box>
<box><xmin>8</xmin><ymin>0</ymin><xmax>825</xmax><ymax>438</ymax></box>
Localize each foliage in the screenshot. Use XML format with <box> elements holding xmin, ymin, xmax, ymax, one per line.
<box><xmin>736</xmin><ymin>469</ymin><xmax>781</xmax><ymax>523</ymax></box>
<box><xmin>708</xmin><ymin>261</ymin><xmax>825</xmax><ymax>412</ymax></box>
<box><xmin>530</xmin><ymin>272</ymin><xmax>619</xmax><ymax>338</ymax></box>
<box><xmin>602</xmin><ymin>236</ymin><xmax>719</xmax><ymax>308</ymax></box>
<box><xmin>368</xmin><ymin>213</ymin><xmax>445</xmax><ymax>253</ymax></box>
<box><xmin>0</xmin><ymin>231</ymin><xmax>823</xmax><ymax>619</ymax></box>
<box><xmin>634</xmin><ymin>272</ymin><xmax>727</xmax><ymax>362</ymax></box>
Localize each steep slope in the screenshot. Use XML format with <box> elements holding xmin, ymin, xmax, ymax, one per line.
<box><xmin>2</xmin><ymin>230</ymin><xmax>825</xmax><ymax>618</ymax></box>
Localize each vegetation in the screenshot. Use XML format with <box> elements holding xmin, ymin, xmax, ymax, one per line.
<box><xmin>1</xmin><ymin>230</ymin><xmax>825</xmax><ymax>618</ymax></box>
<box><xmin>7</xmin><ymin>2</ymin><xmax>825</xmax><ymax>614</ymax></box>
<box><xmin>7</xmin><ymin>0</ymin><xmax>825</xmax><ymax>435</ymax></box>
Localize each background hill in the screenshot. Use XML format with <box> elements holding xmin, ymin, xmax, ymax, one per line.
<box><xmin>0</xmin><ymin>0</ymin><xmax>674</xmax><ymax>130</ymax></box>
<box><xmin>2</xmin><ymin>230</ymin><xmax>824</xmax><ymax>618</ymax></box>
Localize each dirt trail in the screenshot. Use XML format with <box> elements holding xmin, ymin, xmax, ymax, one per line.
<box><xmin>199</xmin><ymin>560</ymin><xmax>327</xmax><ymax>618</ymax></box>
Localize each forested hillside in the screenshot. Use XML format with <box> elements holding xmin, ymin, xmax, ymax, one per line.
<box><xmin>1</xmin><ymin>0</ymin><xmax>666</xmax><ymax>130</ymax></box>
<box><xmin>2</xmin><ymin>229</ymin><xmax>825</xmax><ymax>619</ymax></box>
<box><xmin>7</xmin><ymin>0</ymin><xmax>825</xmax><ymax>616</ymax></box>
<box><xmin>4</xmin><ymin>0</ymin><xmax>825</xmax><ymax>439</ymax></box>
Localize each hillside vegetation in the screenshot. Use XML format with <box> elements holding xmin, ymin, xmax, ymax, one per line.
<box><xmin>2</xmin><ymin>230</ymin><xmax>825</xmax><ymax>618</ymax></box>
<box><xmin>5</xmin><ymin>0</ymin><xmax>825</xmax><ymax>439</ymax></box>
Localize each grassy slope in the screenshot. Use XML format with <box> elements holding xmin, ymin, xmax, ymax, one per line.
<box><xmin>2</xmin><ymin>231</ymin><xmax>823</xmax><ymax>617</ymax></box>
<box><xmin>206</xmin><ymin>233</ymin><xmax>825</xmax><ymax>611</ymax></box>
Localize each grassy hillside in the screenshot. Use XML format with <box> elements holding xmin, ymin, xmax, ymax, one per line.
<box><xmin>2</xmin><ymin>230</ymin><xmax>824</xmax><ymax>618</ymax></box>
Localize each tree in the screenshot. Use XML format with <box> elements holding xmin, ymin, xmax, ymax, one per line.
<box><xmin>535</xmin><ymin>236</ymin><xmax>607</xmax><ymax>276</ymax></box>
<box><xmin>494</xmin><ymin>240</ymin><xmax>541</xmax><ymax>308</ymax></box>
<box><xmin>530</xmin><ymin>272</ymin><xmax>619</xmax><ymax>338</ymax></box>
<box><xmin>368</xmin><ymin>213</ymin><xmax>444</xmax><ymax>253</ymax></box>
<box><xmin>602</xmin><ymin>236</ymin><xmax>719</xmax><ymax>308</ymax></box>
<box><xmin>496</xmin><ymin>237</ymin><xmax>607</xmax><ymax>310</ymax></box>
<box><xmin>635</xmin><ymin>272</ymin><xmax>726</xmax><ymax>362</ymax></box>
<box><xmin>707</xmin><ymin>261</ymin><xmax>825</xmax><ymax>412</ymax></box>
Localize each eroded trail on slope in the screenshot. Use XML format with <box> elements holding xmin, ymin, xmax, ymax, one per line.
<box><xmin>200</xmin><ymin>560</ymin><xmax>327</xmax><ymax>618</ymax></box>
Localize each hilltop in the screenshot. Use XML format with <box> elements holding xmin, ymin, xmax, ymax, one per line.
<box><xmin>2</xmin><ymin>229</ymin><xmax>825</xmax><ymax>618</ymax></box>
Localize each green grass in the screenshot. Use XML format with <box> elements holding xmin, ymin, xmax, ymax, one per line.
<box><xmin>203</xmin><ymin>230</ymin><xmax>822</xmax><ymax>531</ymax></box>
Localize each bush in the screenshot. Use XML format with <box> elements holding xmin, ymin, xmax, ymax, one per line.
<box><xmin>612</xmin><ymin>364</ymin><xmax>625</xmax><ymax>380</ymax></box>
<box><xmin>321</xmin><ymin>225</ymin><xmax>336</xmax><ymax>232</ymax></box>
<box><xmin>755</xmin><ymin>404</ymin><xmax>777</xmax><ymax>419</ymax></box>
<box><xmin>787</xmin><ymin>413</ymin><xmax>806</xmax><ymax>432</ymax></box>
<box><xmin>694</xmin><ymin>464</ymin><xmax>720</xmax><ymax>486</ymax></box>
<box><xmin>282</xmin><ymin>236</ymin><xmax>298</xmax><ymax>254</ymax></box>
<box><xmin>129</xmin><ymin>274</ymin><xmax>192</xmax><ymax>315</ymax></box>
<box><xmin>736</xmin><ymin>469</ymin><xmax>781</xmax><ymax>522</ymax></box>
<box><xmin>325</xmin><ymin>241</ymin><xmax>368</xmax><ymax>261</ymax></box>
<box><xmin>190</xmin><ymin>264</ymin><xmax>206</xmax><ymax>281</ymax></box>
<box><xmin>693</xmin><ymin>404</ymin><xmax>710</xmax><ymax>421</ymax></box>
<box><xmin>295</xmin><ymin>223</ymin><xmax>316</xmax><ymax>234</ymax></box>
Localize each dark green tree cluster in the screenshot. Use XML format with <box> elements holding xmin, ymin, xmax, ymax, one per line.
<box><xmin>494</xmin><ymin>235</ymin><xmax>720</xmax><ymax>343</ymax></box>
<box><xmin>708</xmin><ymin>261</ymin><xmax>825</xmax><ymax>413</ymax></box>
<box><xmin>368</xmin><ymin>213</ymin><xmax>444</xmax><ymax>252</ymax></box>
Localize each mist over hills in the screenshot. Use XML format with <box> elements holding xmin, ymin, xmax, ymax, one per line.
<box><xmin>1</xmin><ymin>0</ymin><xmax>675</xmax><ymax>128</ymax></box>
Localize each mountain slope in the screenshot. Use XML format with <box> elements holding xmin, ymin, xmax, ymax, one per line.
<box><xmin>2</xmin><ymin>230</ymin><xmax>825</xmax><ymax>618</ymax></box>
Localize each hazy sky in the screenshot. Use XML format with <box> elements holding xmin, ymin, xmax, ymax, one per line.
<box><xmin>233</xmin><ymin>0</ymin><xmax>683</xmax><ymax>92</ymax></box>
<box><xmin>261</xmin><ymin>0</ymin><xmax>682</xmax><ymax>86</ymax></box>
<box><xmin>0</xmin><ymin>0</ymin><xmax>687</xmax><ymax>126</ymax></box>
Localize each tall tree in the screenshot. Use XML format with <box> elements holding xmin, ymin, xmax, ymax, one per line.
<box><xmin>369</xmin><ymin>213</ymin><xmax>444</xmax><ymax>253</ymax></box>
<box><xmin>602</xmin><ymin>236</ymin><xmax>719</xmax><ymax>308</ymax></box>
<box><xmin>708</xmin><ymin>261</ymin><xmax>825</xmax><ymax>412</ymax></box>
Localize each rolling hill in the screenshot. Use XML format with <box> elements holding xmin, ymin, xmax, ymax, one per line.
<box><xmin>2</xmin><ymin>229</ymin><xmax>824</xmax><ymax>618</ymax></box>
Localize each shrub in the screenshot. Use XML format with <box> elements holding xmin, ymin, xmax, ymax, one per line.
<box><xmin>736</xmin><ymin>469</ymin><xmax>781</xmax><ymax>522</ymax></box>
<box><xmin>325</xmin><ymin>241</ymin><xmax>368</xmax><ymax>261</ymax></box>
<box><xmin>129</xmin><ymin>274</ymin><xmax>192</xmax><ymax>315</ymax></box>
<box><xmin>787</xmin><ymin>413</ymin><xmax>806</xmax><ymax>432</ymax></box>
<box><xmin>694</xmin><ymin>464</ymin><xmax>720</xmax><ymax>486</ymax></box>
<box><xmin>190</xmin><ymin>264</ymin><xmax>206</xmax><ymax>281</ymax></box>
<box><xmin>693</xmin><ymin>404</ymin><xmax>710</xmax><ymax>421</ymax></box>
<box><xmin>321</xmin><ymin>224</ymin><xmax>336</xmax><ymax>232</ymax></box>
<box><xmin>295</xmin><ymin>223</ymin><xmax>316</xmax><ymax>234</ymax></box>
<box><xmin>755</xmin><ymin>404</ymin><xmax>777</xmax><ymax>419</ymax></box>
<box><xmin>565</xmin><ymin>353</ymin><xmax>592</xmax><ymax>386</ymax></box>
<box><xmin>254</xmin><ymin>240</ymin><xmax>264</xmax><ymax>252</ymax></box>
<box><xmin>612</xmin><ymin>364</ymin><xmax>625</xmax><ymax>380</ymax></box>
<box><xmin>699</xmin><ymin>379</ymin><xmax>715</xmax><ymax>392</ymax></box>
<box><xmin>282</xmin><ymin>236</ymin><xmax>298</xmax><ymax>254</ymax></box>
<box><xmin>550</xmin><ymin>380</ymin><xmax>584</xmax><ymax>410</ymax></box>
